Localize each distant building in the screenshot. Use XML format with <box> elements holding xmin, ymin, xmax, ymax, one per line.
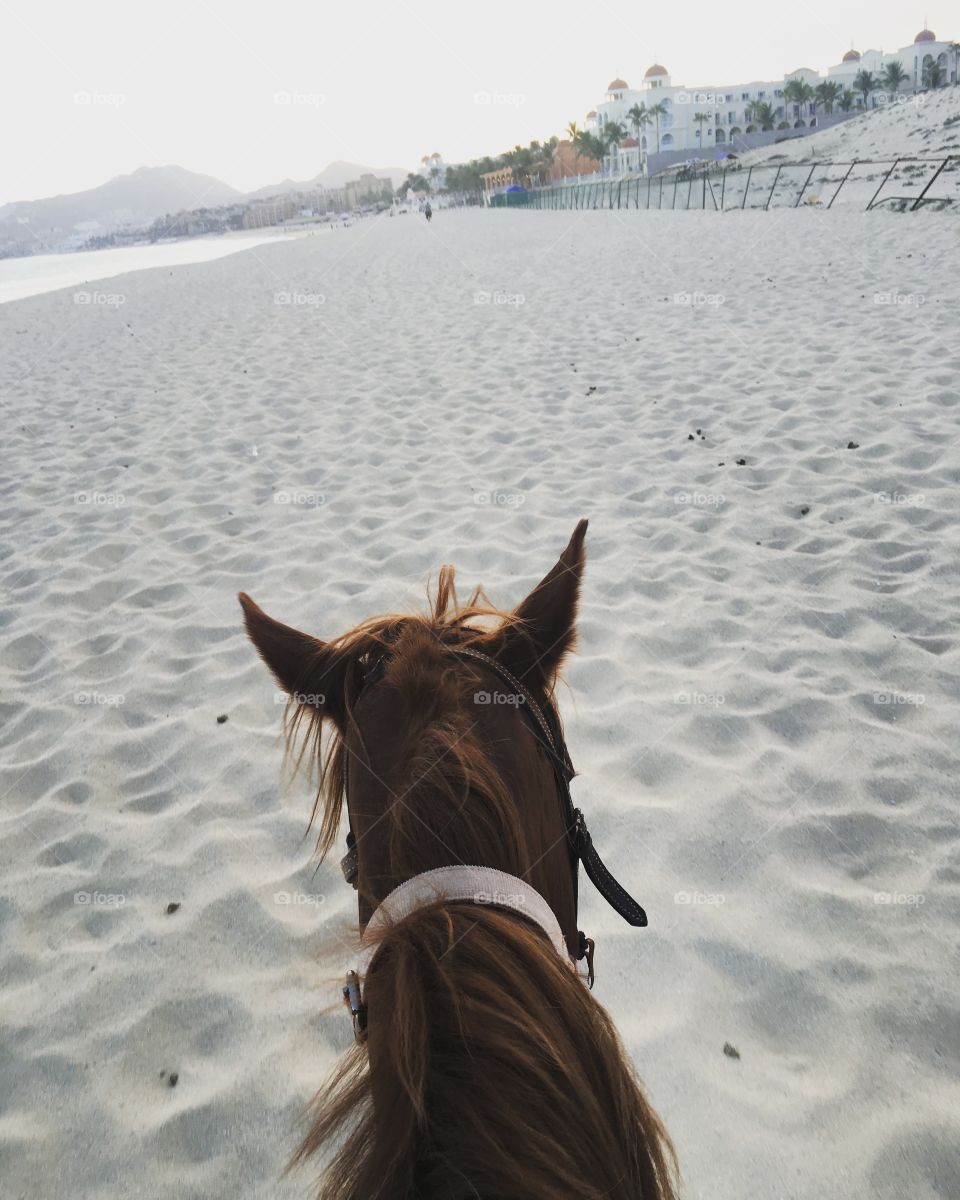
<box><xmin>343</xmin><ymin>173</ymin><xmax>393</xmax><ymax>208</ymax></box>
<box><xmin>481</xmin><ymin>167</ymin><xmax>514</xmax><ymax>195</ymax></box>
<box><xmin>419</xmin><ymin>152</ymin><xmax>447</xmax><ymax>191</ymax></box>
<box><xmin>588</xmin><ymin>26</ymin><xmax>957</xmax><ymax>174</ymax></box>
<box><xmin>546</xmin><ymin>139</ymin><xmax>600</xmax><ymax>181</ymax></box>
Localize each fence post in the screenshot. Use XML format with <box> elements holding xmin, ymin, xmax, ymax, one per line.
<box><xmin>827</xmin><ymin>160</ymin><xmax>857</xmax><ymax>209</ymax></box>
<box><xmin>909</xmin><ymin>157</ymin><xmax>949</xmax><ymax>210</ymax></box>
<box><xmin>765</xmin><ymin>164</ymin><xmax>783</xmax><ymax>210</ymax></box>
<box><xmin>720</xmin><ymin>168</ymin><xmax>726</xmax><ymax>210</ymax></box>
<box><xmin>794</xmin><ymin>163</ymin><xmax>817</xmax><ymax>207</ymax></box>
<box><xmin>659</xmin><ymin>175</ymin><xmax>664</xmax><ymax>209</ymax></box>
<box><xmin>741</xmin><ymin>166</ymin><xmax>753</xmax><ymax>209</ymax></box>
<box><xmin>865</xmin><ymin>158</ymin><xmax>901</xmax><ymax>211</ymax></box>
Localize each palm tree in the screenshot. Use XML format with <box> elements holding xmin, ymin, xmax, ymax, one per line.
<box><xmin>814</xmin><ymin>81</ymin><xmax>842</xmax><ymax>113</ymax></box>
<box><xmin>566</xmin><ymin>121</ymin><xmax>581</xmax><ymax>142</ymax></box>
<box><xmin>853</xmin><ymin>69</ymin><xmax>877</xmax><ymax>111</ymax></box>
<box><xmin>574</xmin><ymin>129</ymin><xmax>604</xmax><ymax>171</ymax></box>
<box><xmin>693</xmin><ymin>111</ymin><xmax>712</xmax><ymax>146</ymax></box>
<box><xmin>647</xmin><ymin>101</ymin><xmax>667</xmax><ymax>153</ymax></box>
<box><xmin>925</xmin><ymin>58</ymin><xmax>946</xmax><ymax>88</ymax></box>
<box><xmin>532</xmin><ymin>137</ymin><xmax>558</xmax><ymax>183</ymax></box>
<box><xmin>783</xmin><ymin>79</ymin><xmax>814</xmax><ymax>122</ymax></box>
<box><xmin>838</xmin><ymin>90</ymin><xmax>855</xmax><ymax>112</ymax></box>
<box><xmin>881</xmin><ymin>61</ymin><xmax>909</xmax><ymax>95</ymax></box>
<box><xmin>626</xmin><ymin>103</ymin><xmax>650</xmax><ymax>171</ymax></box>
<box><xmin>601</xmin><ymin>121</ymin><xmax>627</xmax><ymax>172</ymax></box>
<box><xmin>745</xmin><ymin>100</ymin><xmax>777</xmax><ymax>131</ymax></box>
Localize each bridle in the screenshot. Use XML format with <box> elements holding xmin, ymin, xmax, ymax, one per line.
<box><xmin>338</xmin><ymin>641</ymin><xmax>648</xmax><ymax>1038</ymax></box>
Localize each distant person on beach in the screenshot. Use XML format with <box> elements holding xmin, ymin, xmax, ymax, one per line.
<box><xmin>424</xmin><ymin>202</ymin><xmax>432</xmax><ymax>222</ymax></box>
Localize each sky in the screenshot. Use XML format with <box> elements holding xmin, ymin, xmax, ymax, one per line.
<box><xmin>1</xmin><ymin>0</ymin><xmax>955</xmax><ymax>203</ymax></box>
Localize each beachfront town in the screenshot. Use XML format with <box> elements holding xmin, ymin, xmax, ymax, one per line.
<box><xmin>1</xmin><ymin>24</ymin><xmax>955</xmax><ymax>257</ymax></box>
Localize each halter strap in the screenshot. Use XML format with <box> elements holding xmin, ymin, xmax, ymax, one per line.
<box><xmin>343</xmin><ymin>866</ymin><xmax>577</xmax><ymax>1039</ymax></box>
<box><xmin>356</xmin><ymin>866</ymin><xmax>571</xmax><ymax>984</ymax></box>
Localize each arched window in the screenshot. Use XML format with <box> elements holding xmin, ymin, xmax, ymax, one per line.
<box><xmin>641</xmin><ymin>136</ymin><xmax>647</xmax><ymax>149</ymax></box>
<box><xmin>661</xmin><ymin>133</ymin><xmax>674</xmax><ymax>147</ymax></box>
<box><xmin>729</xmin><ymin>126</ymin><xmax>742</xmax><ymax>137</ymax></box>
<box><xmin>794</xmin><ymin>119</ymin><xmax>806</xmax><ymax>128</ymax></box>
<box><xmin>745</xmin><ymin>124</ymin><xmax>757</xmax><ymax>133</ymax></box>
<box><xmin>715</xmin><ymin>129</ymin><xmax>726</xmax><ymax>143</ymax></box>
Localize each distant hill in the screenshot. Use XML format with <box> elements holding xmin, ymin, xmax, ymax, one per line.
<box><xmin>0</xmin><ymin>165</ymin><xmax>243</xmax><ymax>249</ymax></box>
<box><xmin>0</xmin><ymin>159</ymin><xmax>416</xmax><ymax>256</ymax></box>
<box><xmin>247</xmin><ymin>160</ymin><xmax>412</xmax><ymax>199</ymax></box>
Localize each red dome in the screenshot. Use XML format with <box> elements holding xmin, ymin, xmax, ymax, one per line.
<box><xmin>607</xmin><ymin>78</ymin><xmax>629</xmax><ymax>90</ymax></box>
<box><xmin>586</xmin><ymin>109</ymin><xmax>597</xmax><ymax>118</ymax></box>
<box><xmin>619</xmin><ymin>137</ymin><xmax>639</xmax><ymax>148</ymax></box>
<box><xmin>842</xmin><ymin>49</ymin><xmax>861</xmax><ymax>62</ymax></box>
<box><xmin>645</xmin><ymin>63</ymin><xmax>668</xmax><ymax>78</ymax></box>
<box><xmin>915</xmin><ymin>28</ymin><xmax>936</xmax><ymax>43</ymax></box>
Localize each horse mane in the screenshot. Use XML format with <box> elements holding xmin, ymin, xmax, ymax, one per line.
<box><xmin>280</xmin><ymin>567</ymin><xmax>680</xmax><ymax>1200</ymax></box>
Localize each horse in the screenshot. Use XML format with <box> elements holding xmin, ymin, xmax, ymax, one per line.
<box><xmin>239</xmin><ymin>520</ymin><xmax>678</xmax><ymax>1199</ymax></box>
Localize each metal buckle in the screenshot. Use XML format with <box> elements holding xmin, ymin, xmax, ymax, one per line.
<box><xmin>342</xmin><ymin>970</ymin><xmax>368</xmax><ymax>1042</ymax></box>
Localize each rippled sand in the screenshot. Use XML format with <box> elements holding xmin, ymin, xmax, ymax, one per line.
<box><xmin>1</xmin><ymin>208</ymin><xmax>958</xmax><ymax>1199</ymax></box>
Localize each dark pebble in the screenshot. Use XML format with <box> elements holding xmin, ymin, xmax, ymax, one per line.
<box><xmin>168</xmin><ymin>1072</ymin><xmax>179</xmax><ymax>1088</ymax></box>
<box><xmin>723</xmin><ymin>1042</ymin><xmax>741</xmax><ymax>1059</ymax></box>
<box><xmin>800</xmin><ymin>506</ymin><xmax>810</xmax><ymax>516</ymax></box>
<box><xmin>735</xmin><ymin>458</ymin><xmax>746</xmax><ymax>466</ymax></box>
<box><xmin>166</xmin><ymin>902</ymin><xmax>181</xmax><ymax>915</ymax></box>
<box><xmin>687</xmin><ymin>434</ymin><xmax>695</xmax><ymax>441</ymax></box>
<box><xmin>846</xmin><ymin>441</ymin><xmax>859</xmax><ymax>449</ymax></box>
<box><xmin>216</xmin><ymin>714</ymin><xmax>228</xmax><ymax>724</ymax></box>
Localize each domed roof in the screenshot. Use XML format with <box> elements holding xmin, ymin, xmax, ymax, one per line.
<box><xmin>842</xmin><ymin>48</ymin><xmax>861</xmax><ymax>62</ymax></box>
<box><xmin>607</xmin><ymin>77</ymin><xmax>629</xmax><ymax>90</ymax></box>
<box><xmin>586</xmin><ymin>110</ymin><xmax>597</xmax><ymax>118</ymax></box>
<box><xmin>915</xmin><ymin>28</ymin><xmax>936</xmax><ymax>42</ymax></box>
<box><xmin>619</xmin><ymin>137</ymin><xmax>639</xmax><ymax>147</ymax></box>
<box><xmin>645</xmin><ymin>63</ymin><xmax>668</xmax><ymax>78</ymax></box>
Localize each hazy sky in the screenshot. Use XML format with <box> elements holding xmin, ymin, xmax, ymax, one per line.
<box><xmin>2</xmin><ymin>0</ymin><xmax>954</xmax><ymax>202</ymax></box>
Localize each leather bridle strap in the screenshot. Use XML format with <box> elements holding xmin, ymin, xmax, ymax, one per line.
<box><xmin>338</xmin><ymin>644</ymin><xmax>648</xmax><ymax>932</ymax></box>
<box><xmin>448</xmin><ymin>647</ymin><xmax>648</xmax><ymax>930</ymax></box>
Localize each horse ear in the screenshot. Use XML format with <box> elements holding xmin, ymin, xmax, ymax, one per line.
<box><xmin>495</xmin><ymin>519</ymin><xmax>588</xmax><ymax>687</ymax></box>
<box><xmin>238</xmin><ymin>593</ymin><xmax>348</xmax><ymax>729</ymax></box>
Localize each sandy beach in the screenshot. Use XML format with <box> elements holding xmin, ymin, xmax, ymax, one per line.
<box><xmin>2</xmin><ymin>207</ymin><xmax>958</xmax><ymax>1199</ymax></box>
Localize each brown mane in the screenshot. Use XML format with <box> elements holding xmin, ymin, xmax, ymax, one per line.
<box><xmin>240</xmin><ymin>525</ymin><xmax>679</xmax><ymax>1199</ymax></box>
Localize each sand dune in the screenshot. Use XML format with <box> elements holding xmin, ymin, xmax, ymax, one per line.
<box><xmin>740</xmin><ymin>83</ymin><xmax>960</xmax><ymax>163</ymax></box>
<box><xmin>1</xmin><ymin>207</ymin><xmax>958</xmax><ymax>1199</ymax></box>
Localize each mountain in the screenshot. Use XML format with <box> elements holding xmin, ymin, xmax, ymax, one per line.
<box><xmin>0</xmin><ymin>166</ymin><xmax>243</xmax><ymax>251</ymax></box>
<box><xmin>246</xmin><ymin>160</ymin><xmax>412</xmax><ymax>199</ymax></box>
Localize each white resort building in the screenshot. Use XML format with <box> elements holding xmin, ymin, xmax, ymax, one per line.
<box><xmin>586</xmin><ymin>26</ymin><xmax>957</xmax><ymax>174</ymax></box>
<box><xmin>419</xmin><ymin>153</ymin><xmax>448</xmax><ymax>191</ymax></box>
